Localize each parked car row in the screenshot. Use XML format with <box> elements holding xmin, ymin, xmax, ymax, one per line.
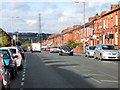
<box><xmin>0</xmin><ymin>46</ymin><xmax>25</xmax><ymax>89</ymax></box>
<box><xmin>85</xmin><ymin>44</ymin><xmax>120</xmax><ymax>60</ymax></box>
<box><xmin>48</xmin><ymin>45</ymin><xmax>74</xmax><ymax>56</ymax></box>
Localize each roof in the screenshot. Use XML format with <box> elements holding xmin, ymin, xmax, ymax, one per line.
<box><xmin>95</xmin><ymin>7</ymin><xmax>120</xmax><ymax>20</ymax></box>
<box><xmin>48</xmin><ymin>34</ymin><xmax>61</xmax><ymax>40</ymax></box>
<box><xmin>0</xmin><ymin>28</ymin><xmax>12</xmax><ymax>39</ymax></box>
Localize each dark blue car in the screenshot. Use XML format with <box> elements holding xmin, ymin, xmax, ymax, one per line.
<box><xmin>0</xmin><ymin>48</ymin><xmax>18</xmax><ymax>78</ymax></box>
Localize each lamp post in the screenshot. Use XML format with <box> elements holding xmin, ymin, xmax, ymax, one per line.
<box><xmin>74</xmin><ymin>0</ymin><xmax>85</xmax><ymax>52</ymax></box>
<box><xmin>11</xmin><ymin>16</ymin><xmax>19</xmax><ymax>46</ymax></box>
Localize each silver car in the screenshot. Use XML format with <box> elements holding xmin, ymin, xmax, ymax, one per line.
<box><xmin>94</xmin><ymin>44</ymin><xmax>120</xmax><ymax>60</ymax></box>
<box><xmin>85</xmin><ymin>46</ymin><xmax>96</xmax><ymax>57</ymax></box>
<box><xmin>50</xmin><ymin>47</ymin><xmax>60</xmax><ymax>53</ymax></box>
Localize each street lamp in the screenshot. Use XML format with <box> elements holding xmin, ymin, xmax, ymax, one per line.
<box><xmin>11</xmin><ymin>16</ymin><xmax>19</xmax><ymax>46</ymax></box>
<box><xmin>74</xmin><ymin>0</ymin><xmax>85</xmax><ymax>52</ymax></box>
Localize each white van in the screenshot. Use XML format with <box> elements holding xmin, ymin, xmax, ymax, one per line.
<box><xmin>31</xmin><ymin>43</ymin><xmax>41</xmax><ymax>53</ymax></box>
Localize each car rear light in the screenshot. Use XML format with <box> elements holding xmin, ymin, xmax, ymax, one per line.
<box><xmin>17</xmin><ymin>56</ymin><xmax>20</xmax><ymax>60</ymax></box>
<box><xmin>9</xmin><ymin>60</ymin><xmax>13</xmax><ymax>64</ymax></box>
<box><xmin>0</xmin><ymin>72</ymin><xmax>2</xmax><ymax>81</ymax></box>
<box><xmin>20</xmin><ymin>51</ymin><xmax>23</xmax><ymax>53</ymax></box>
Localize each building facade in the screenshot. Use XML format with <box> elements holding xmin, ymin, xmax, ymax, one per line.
<box><xmin>0</xmin><ymin>28</ymin><xmax>12</xmax><ymax>47</ymax></box>
<box><xmin>42</xmin><ymin>4</ymin><xmax>120</xmax><ymax>51</ymax></box>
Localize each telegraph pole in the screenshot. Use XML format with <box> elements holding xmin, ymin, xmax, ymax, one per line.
<box><xmin>38</xmin><ymin>13</ymin><xmax>41</xmax><ymax>43</ymax></box>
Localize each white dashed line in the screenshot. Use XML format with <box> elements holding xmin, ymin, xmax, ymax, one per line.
<box><xmin>23</xmin><ymin>71</ymin><xmax>26</xmax><ymax>74</ymax></box>
<box><xmin>20</xmin><ymin>54</ymin><xmax>27</xmax><ymax>88</ymax></box>
<box><xmin>21</xmin><ymin>82</ymin><xmax>24</xmax><ymax>86</ymax></box>
<box><xmin>20</xmin><ymin>88</ymin><xmax>23</xmax><ymax>90</ymax></box>
<box><xmin>23</xmin><ymin>74</ymin><xmax>25</xmax><ymax>77</ymax></box>
<box><xmin>22</xmin><ymin>78</ymin><xmax>25</xmax><ymax>81</ymax></box>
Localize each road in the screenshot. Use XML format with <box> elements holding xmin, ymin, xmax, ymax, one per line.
<box><xmin>10</xmin><ymin>51</ymin><xmax>119</xmax><ymax>89</ymax></box>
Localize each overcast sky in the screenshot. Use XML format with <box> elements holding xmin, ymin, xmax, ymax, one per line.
<box><xmin>0</xmin><ymin>0</ymin><xmax>119</xmax><ymax>34</ymax></box>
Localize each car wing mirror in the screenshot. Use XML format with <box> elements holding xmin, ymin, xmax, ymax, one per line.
<box><xmin>13</xmin><ymin>55</ymin><xmax>18</xmax><ymax>59</ymax></box>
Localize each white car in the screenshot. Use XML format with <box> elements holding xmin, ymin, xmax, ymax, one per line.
<box><xmin>94</xmin><ymin>44</ymin><xmax>120</xmax><ymax>60</ymax></box>
<box><xmin>50</xmin><ymin>47</ymin><xmax>60</xmax><ymax>53</ymax></box>
<box><xmin>85</xmin><ymin>46</ymin><xmax>96</xmax><ymax>57</ymax></box>
<box><xmin>7</xmin><ymin>47</ymin><xmax>23</xmax><ymax>70</ymax></box>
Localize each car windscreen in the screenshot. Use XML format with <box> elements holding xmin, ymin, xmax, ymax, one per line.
<box><xmin>0</xmin><ymin>50</ymin><xmax>10</xmax><ymax>59</ymax></box>
<box><xmin>102</xmin><ymin>45</ymin><xmax>116</xmax><ymax>50</ymax></box>
<box><xmin>89</xmin><ymin>46</ymin><xmax>96</xmax><ymax>50</ymax></box>
<box><xmin>62</xmin><ymin>46</ymin><xmax>71</xmax><ymax>50</ymax></box>
<box><xmin>17</xmin><ymin>47</ymin><xmax>24</xmax><ymax>51</ymax></box>
<box><xmin>10</xmin><ymin>49</ymin><xmax>16</xmax><ymax>54</ymax></box>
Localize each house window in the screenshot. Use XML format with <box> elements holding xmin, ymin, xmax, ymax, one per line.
<box><xmin>115</xmin><ymin>32</ymin><xmax>118</xmax><ymax>45</ymax></box>
<box><xmin>111</xmin><ymin>17</ymin><xmax>113</xmax><ymax>28</ymax></box>
<box><xmin>104</xmin><ymin>19</ymin><xmax>105</xmax><ymax>29</ymax></box>
<box><xmin>116</xmin><ymin>14</ymin><xmax>118</xmax><ymax>26</ymax></box>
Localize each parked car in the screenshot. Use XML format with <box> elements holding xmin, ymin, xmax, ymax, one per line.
<box><xmin>21</xmin><ymin>46</ymin><xmax>27</xmax><ymax>52</ymax></box>
<box><xmin>59</xmin><ymin>45</ymin><xmax>73</xmax><ymax>56</ymax></box>
<box><xmin>94</xmin><ymin>44</ymin><xmax>120</xmax><ymax>60</ymax></box>
<box><xmin>45</xmin><ymin>47</ymin><xmax>51</xmax><ymax>51</ymax></box>
<box><xmin>50</xmin><ymin>47</ymin><xmax>60</xmax><ymax>53</ymax></box>
<box><xmin>0</xmin><ymin>48</ymin><xmax>18</xmax><ymax>79</ymax></box>
<box><xmin>85</xmin><ymin>46</ymin><xmax>96</xmax><ymax>57</ymax></box>
<box><xmin>7</xmin><ymin>47</ymin><xmax>23</xmax><ymax>70</ymax></box>
<box><xmin>0</xmin><ymin>53</ymin><xmax>10</xmax><ymax>89</ymax></box>
<box><xmin>17</xmin><ymin>46</ymin><xmax>25</xmax><ymax>59</ymax></box>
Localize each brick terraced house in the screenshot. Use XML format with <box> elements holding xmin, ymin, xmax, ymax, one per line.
<box><xmin>42</xmin><ymin>3</ymin><xmax>120</xmax><ymax>51</ymax></box>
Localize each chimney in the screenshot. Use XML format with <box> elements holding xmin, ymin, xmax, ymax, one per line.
<box><xmin>101</xmin><ymin>10</ymin><xmax>108</xmax><ymax>16</ymax></box>
<box><xmin>73</xmin><ymin>25</ymin><xmax>81</xmax><ymax>29</ymax></box>
<box><xmin>111</xmin><ymin>5</ymin><xmax>119</xmax><ymax>10</ymax></box>
<box><xmin>89</xmin><ymin>17</ymin><xmax>94</xmax><ymax>22</ymax></box>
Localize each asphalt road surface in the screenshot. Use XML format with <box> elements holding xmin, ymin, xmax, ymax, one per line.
<box><xmin>10</xmin><ymin>51</ymin><xmax>119</xmax><ymax>89</ymax></box>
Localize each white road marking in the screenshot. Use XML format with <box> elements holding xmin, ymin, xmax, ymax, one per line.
<box><xmin>20</xmin><ymin>88</ymin><xmax>23</xmax><ymax>90</ymax></box>
<box><xmin>23</xmin><ymin>71</ymin><xmax>26</xmax><ymax>74</ymax></box>
<box><xmin>85</xmin><ymin>74</ymin><xmax>104</xmax><ymax>76</ymax></box>
<box><xmin>91</xmin><ymin>78</ymin><xmax>102</xmax><ymax>84</ymax></box>
<box><xmin>21</xmin><ymin>82</ymin><xmax>24</xmax><ymax>86</ymax></box>
<box><xmin>101</xmin><ymin>80</ymin><xmax>119</xmax><ymax>83</ymax></box>
<box><xmin>99</xmin><ymin>71</ymin><xmax>117</xmax><ymax>80</ymax></box>
<box><xmin>23</xmin><ymin>74</ymin><xmax>25</xmax><ymax>77</ymax></box>
<box><xmin>80</xmin><ymin>69</ymin><xmax>91</xmax><ymax>71</ymax></box>
<box><xmin>22</xmin><ymin>78</ymin><xmax>25</xmax><ymax>81</ymax></box>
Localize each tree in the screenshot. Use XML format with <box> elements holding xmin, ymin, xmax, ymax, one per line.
<box><xmin>24</xmin><ymin>43</ymin><xmax>30</xmax><ymax>50</ymax></box>
<box><xmin>67</xmin><ymin>40</ymin><xmax>74</xmax><ymax>46</ymax></box>
<box><xmin>2</xmin><ymin>36</ymin><xmax>10</xmax><ymax>47</ymax></box>
<box><xmin>79</xmin><ymin>42</ymin><xmax>83</xmax><ymax>47</ymax></box>
<box><xmin>16</xmin><ymin>40</ymin><xmax>22</xmax><ymax>46</ymax></box>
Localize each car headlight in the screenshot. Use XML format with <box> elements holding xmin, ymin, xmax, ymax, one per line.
<box><xmin>62</xmin><ymin>49</ymin><xmax>65</xmax><ymax>52</ymax></box>
<box><xmin>71</xmin><ymin>49</ymin><xmax>73</xmax><ymax>52</ymax></box>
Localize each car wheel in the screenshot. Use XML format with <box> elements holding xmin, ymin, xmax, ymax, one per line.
<box><xmin>99</xmin><ymin>54</ymin><xmax>103</xmax><ymax>60</ymax></box>
<box><xmin>94</xmin><ymin>53</ymin><xmax>97</xmax><ymax>59</ymax></box>
<box><xmin>2</xmin><ymin>70</ymin><xmax>10</xmax><ymax>90</ymax></box>
<box><xmin>19</xmin><ymin>63</ymin><xmax>23</xmax><ymax>71</ymax></box>
<box><xmin>15</xmin><ymin>67</ymin><xmax>18</xmax><ymax>76</ymax></box>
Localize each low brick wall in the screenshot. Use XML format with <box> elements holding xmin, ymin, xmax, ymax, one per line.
<box><xmin>73</xmin><ymin>46</ymin><xmax>83</xmax><ymax>52</ymax></box>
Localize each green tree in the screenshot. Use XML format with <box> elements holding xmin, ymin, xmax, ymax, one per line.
<box><xmin>2</xmin><ymin>36</ymin><xmax>10</xmax><ymax>47</ymax></box>
<box><xmin>16</xmin><ymin>40</ymin><xmax>22</xmax><ymax>46</ymax></box>
<box><xmin>67</xmin><ymin>40</ymin><xmax>74</xmax><ymax>46</ymax></box>
<box><xmin>24</xmin><ymin>43</ymin><xmax>30</xmax><ymax>50</ymax></box>
<box><xmin>79</xmin><ymin>42</ymin><xmax>83</xmax><ymax>47</ymax></box>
